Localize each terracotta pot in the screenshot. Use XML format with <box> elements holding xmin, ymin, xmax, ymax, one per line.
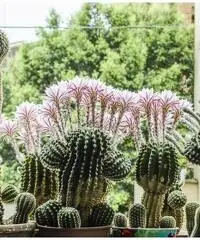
<box><xmin>0</xmin><ymin>221</ymin><xmax>36</xmax><ymax>237</ymax></box>
<box><xmin>36</xmin><ymin>224</ymin><xmax>111</xmax><ymax>237</ymax></box>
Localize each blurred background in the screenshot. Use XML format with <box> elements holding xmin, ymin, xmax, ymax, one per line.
<box><xmin>0</xmin><ymin>1</ymin><xmax>196</xmax><ymax>213</ymax></box>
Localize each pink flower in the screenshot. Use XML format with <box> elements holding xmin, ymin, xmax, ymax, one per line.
<box><xmin>0</xmin><ymin>120</ymin><xmax>18</xmax><ymax>138</ymax></box>
<box><xmin>40</xmin><ymin>102</ymin><xmax>59</xmax><ymax>123</ymax></box>
<box><xmin>16</xmin><ymin>102</ymin><xmax>38</xmax><ymax>123</ymax></box>
<box><xmin>138</xmin><ymin>88</ymin><xmax>157</xmax><ymax>112</ymax></box>
<box><xmin>45</xmin><ymin>82</ymin><xmax>69</xmax><ymax>106</ymax></box>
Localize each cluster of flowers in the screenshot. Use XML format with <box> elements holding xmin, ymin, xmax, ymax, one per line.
<box><xmin>0</xmin><ymin>77</ymin><xmax>194</xmax><ymax>157</ymax></box>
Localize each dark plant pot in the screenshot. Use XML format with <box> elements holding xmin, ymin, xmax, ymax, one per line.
<box><xmin>112</xmin><ymin>227</ymin><xmax>178</xmax><ymax>237</ymax></box>
<box><xmin>36</xmin><ymin>224</ymin><xmax>111</xmax><ymax>237</ymax></box>
<box><xmin>0</xmin><ymin>221</ymin><xmax>36</xmax><ymax>237</ymax></box>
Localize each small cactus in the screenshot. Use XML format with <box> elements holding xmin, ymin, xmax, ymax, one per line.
<box><xmin>88</xmin><ymin>203</ymin><xmax>114</xmax><ymax>227</ymax></box>
<box><xmin>35</xmin><ymin>200</ymin><xmax>62</xmax><ymax>227</ymax></box>
<box><xmin>113</xmin><ymin>213</ymin><xmax>128</xmax><ymax>227</ymax></box>
<box><xmin>160</xmin><ymin>216</ymin><xmax>176</xmax><ymax>228</ymax></box>
<box><xmin>191</xmin><ymin>207</ymin><xmax>200</xmax><ymax>237</ymax></box>
<box><xmin>13</xmin><ymin>192</ymin><xmax>36</xmax><ymax>224</ymax></box>
<box><xmin>1</xmin><ymin>185</ymin><xmax>18</xmax><ymax>203</ymax></box>
<box><xmin>128</xmin><ymin>203</ymin><xmax>146</xmax><ymax>228</ymax></box>
<box><xmin>58</xmin><ymin>207</ymin><xmax>81</xmax><ymax>228</ymax></box>
<box><xmin>167</xmin><ymin>190</ymin><xmax>187</xmax><ymax>209</ymax></box>
<box><xmin>185</xmin><ymin>202</ymin><xmax>200</xmax><ymax>236</ymax></box>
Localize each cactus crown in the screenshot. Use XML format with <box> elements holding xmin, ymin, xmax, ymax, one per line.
<box><xmin>167</xmin><ymin>190</ymin><xmax>187</xmax><ymax>209</ymax></box>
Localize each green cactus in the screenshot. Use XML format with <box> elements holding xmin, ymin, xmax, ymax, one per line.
<box><xmin>184</xmin><ymin>132</ymin><xmax>200</xmax><ymax>165</ymax></box>
<box><xmin>160</xmin><ymin>216</ymin><xmax>176</xmax><ymax>228</ymax></box>
<box><xmin>0</xmin><ymin>194</ymin><xmax>4</xmax><ymax>225</ymax></box>
<box><xmin>35</xmin><ymin>200</ymin><xmax>62</xmax><ymax>227</ymax></box>
<box><xmin>185</xmin><ymin>202</ymin><xmax>200</xmax><ymax>236</ymax></box>
<box><xmin>191</xmin><ymin>207</ymin><xmax>200</xmax><ymax>237</ymax></box>
<box><xmin>128</xmin><ymin>203</ymin><xmax>146</xmax><ymax>228</ymax></box>
<box><xmin>88</xmin><ymin>203</ymin><xmax>114</xmax><ymax>227</ymax></box>
<box><xmin>58</xmin><ymin>207</ymin><xmax>81</xmax><ymax>228</ymax></box>
<box><xmin>0</xmin><ymin>30</ymin><xmax>9</xmax><ymax>113</ymax></box>
<box><xmin>1</xmin><ymin>185</ymin><xmax>19</xmax><ymax>203</ymax></box>
<box><xmin>0</xmin><ymin>30</ymin><xmax>9</xmax><ymax>62</ymax></box>
<box><xmin>136</xmin><ymin>141</ymin><xmax>179</xmax><ymax>227</ymax></box>
<box><xmin>13</xmin><ymin>192</ymin><xmax>36</xmax><ymax>224</ymax></box>
<box><xmin>113</xmin><ymin>213</ymin><xmax>128</xmax><ymax>227</ymax></box>
<box><xmin>167</xmin><ymin>190</ymin><xmax>187</xmax><ymax>209</ymax></box>
<box><xmin>20</xmin><ymin>154</ymin><xmax>58</xmax><ymax>206</ymax></box>
<box><xmin>41</xmin><ymin>127</ymin><xmax>131</xmax><ymax>225</ymax></box>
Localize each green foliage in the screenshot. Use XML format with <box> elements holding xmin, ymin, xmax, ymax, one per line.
<box><xmin>0</xmin><ymin>162</ymin><xmax>20</xmax><ymax>187</ymax></box>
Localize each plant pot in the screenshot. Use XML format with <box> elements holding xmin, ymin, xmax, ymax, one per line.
<box><xmin>112</xmin><ymin>227</ymin><xmax>178</xmax><ymax>237</ymax></box>
<box><xmin>0</xmin><ymin>221</ymin><xmax>36</xmax><ymax>237</ymax></box>
<box><xmin>36</xmin><ymin>224</ymin><xmax>111</xmax><ymax>237</ymax></box>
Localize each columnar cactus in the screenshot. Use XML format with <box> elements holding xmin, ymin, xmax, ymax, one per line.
<box><xmin>185</xmin><ymin>202</ymin><xmax>200</xmax><ymax>235</ymax></box>
<box><xmin>41</xmin><ymin>127</ymin><xmax>131</xmax><ymax>225</ymax></box>
<box><xmin>35</xmin><ymin>200</ymin><xmax>62</xmax><ymax>227</ymax></box>
<box><xmin>88</xmin><ymin>203</ymin><xmax>115</xmax><ymax>227</ymax></box>
<box><xmin>20</xmin><ymin>154</ymin><xmax>58</xmax><ymax>206</ymax></box>
<box><xmin>1</xmin><ymin>185</ymin><xmax>18</xmax><ymax>203</ymax></box>
<box><xmin>160</xmin><ymin>216</ymin><xmax>176</xmax><ymax>228</ymax></box>
<box><xmin>136</xmin><ymin>141</ymin><xmax>179</xmax><ymax>227</ymax></box>
<box><xmin>128</xmin><ymin>203</ymin><xmax>146</xmax><ymax>228</ymax></box>
<box><xmin>191</xmin><ymin>207</ymin><xmax>200</xmax><ymax>237</ymax></box>
<box><xmin>113</xmin><ymin>213</ymin><xmax>128</xmax><ymax>227</ymax></box>
<box><xmin>58</xmin><ymin>207</ymin><xmax>81</xmax><ymax>228</ymax></box>
<box><xmin>13</xmin><ymin>192</ymin><xmax>36</xmax><ymax>224</ymax></box>
<box><xmin>0</xmin><ymin>30</ymin><xmax>9</xmax><ymax>114</ymax></box>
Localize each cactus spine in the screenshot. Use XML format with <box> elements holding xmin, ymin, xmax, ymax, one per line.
<box><xmin>88</xmin><ymin>203</ymin><xmax>115</xmax><ymax>227</ymax></box>
<box><xmin>185</xmin><ymin>202</ymin><xmax>200</xmax><ymax>235</ymax></box>
<box><xmin>113</xmin><ymin>213</ymin><xmax>128</xmax><ymax>227</ymax></box>
<box><xmin>191</xmin><ymin>207</ymin><xmax>200</xmax><ymax>237</ymax></box>
<box><xmin>58</xmin><ymin>207</ymin><xmax>81</xmax><ymax>228</ymax></box>
<box><xmin>41</xmin><ymin>127</ymin><xmax>131</xmax><ymax>225</ymax></box>
<box><xmin>128</xmin><ymin>203</ymin><xmax>146</xmax><ymax>228</ymax></box>
<box><xmin>136</xmin><ymin>141</ymin><xmax>179</xmax><ymax>227</ymax></box>
<box><xmin>35</xmin><ymin>200</ymin><xmax>62</xmax><ymax>227</ymax></box>
<box><xmin>13</xmin><ymin>192</ymin><xmax>36</xmax><ymax>224</ymax></box>
<box><xmin>20</xmin><ymin>154</ymin><xmax>58</xmax><ymax>206</ymax></box>
<box><xmin>160</xmin><ymin>216</ymin><xmax>176</xmax><ymax>228</ymax></box>
<box><xmin>1</xmin><ymin>185</ymin><xmax>18</xmax><ymax>203</ymax></box>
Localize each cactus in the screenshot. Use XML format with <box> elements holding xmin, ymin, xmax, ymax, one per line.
<box><xmin>41</xmin><ymin>127</ymin><xmax>131</xmax><ymax>225</ymax></box>
<box><xmin>184</xmin><ymin>131</ymin><xmax>200</xmax><ymax>165</ymax></box>
<box><xmin>191</xmin><ymin>207</ymin><xmax>200</xmax><ymax>237</ymax></box>
<box><xmin>13</xmin><ymin>192</ymin><xmax>36</xmax><ymax>224</ymax></box>
<box><xmin>20</xmin><ymin>154</ymin><xmax>58</xmax><ymax>206</ymax></box>
<box><xmin>113</xmin><ymin>213</ymin><xmax>128</xmax><ymax>227</ymax></box>
<box><xmin>128</xmin><ymin>203</ymin><xmax>146</xmax><ymax>228</ymax></box>
<box><xmin>58</xmin><ymin>207</ymin><xmax>81</xmax><ymax>228</ymax></box>
<box><xmin>136</xmin><ymin>141</ymin><xmax>179</xmax><ymax>227</ymax></box>
<box><xmin>167</xmin><ymin>190</ymin><xmax>187</xmax><ymax>209</ymax></box>
<box><xmin>1</xmin><ymin>185</ymin><xmax>18</xmax><ymax>203</ymax></box>
<box><xmin>0</xmin><ymin>194</ymin><xmax>4</xmax><ymax>225</ymax></box>
<box><xmin>88</xmin><ymin>203</ymin><xmax>115</xmax><ymax>227</ymax></box>
<box><xmin>185</xmin><ymin>202</ymin><xmax>200</xmax><ymax>235</ymax></box>
<box><xmin>35</xmin><ymin>200</ymin><xmax>62</xmax><ymax>227</ymax></box>
<box><xmin>0</xmin><ymin>30</ymin><xmax>9</xmax><ymax>113</ymax></box>
<box><xmin>160</xmin><ymin>216</ymin><xmax>176</xmax><ymax>228</ymax></box>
